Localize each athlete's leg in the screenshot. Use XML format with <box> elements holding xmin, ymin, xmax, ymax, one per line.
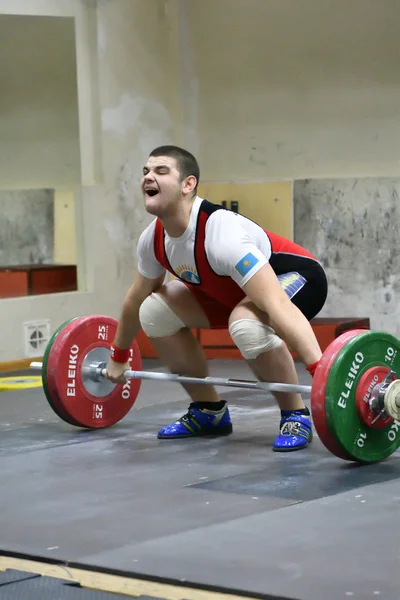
<box><xmin>139</xmin><ymin>280</ymin><xmax>233</xmax><ymax>438</ymax></box>
<box><xmin>139</xmin><ymin>279</ymin><xmax>220</xmax><ymax>404</ymax></box>
<box><xmin>228</xmin><ymin>298</ymin><xmax>304</xmax><ymax>411</ymax></box>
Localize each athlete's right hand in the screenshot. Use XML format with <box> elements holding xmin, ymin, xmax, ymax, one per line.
<box><xmin>105</xmin><ymin>359</ymin><xmax>131</xmax><ymax>384</ymax></box>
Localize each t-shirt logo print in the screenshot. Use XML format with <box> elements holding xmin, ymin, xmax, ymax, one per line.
<box><xmin>176</xmin><ymin>264</ymin><xmax>200</xmax><ymax>284</ymax></box>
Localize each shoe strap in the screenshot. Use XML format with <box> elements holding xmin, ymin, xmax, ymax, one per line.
<box><xmin>280</xmin><ymin>414</ymin><xmax>311</xmax><ymax>436</ymax></box>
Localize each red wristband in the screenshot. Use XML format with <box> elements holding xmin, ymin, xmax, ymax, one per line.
<box><xmin>306</xmin><ymin>361</ymin><xmax>319</xmax><ymax>377</ymax></box>
<box><xmin>110</xmin><ymin>344</ymin><xmax>130</xmax><ymax>363</ymax></box>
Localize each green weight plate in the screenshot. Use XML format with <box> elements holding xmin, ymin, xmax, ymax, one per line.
<box><xmin>325</xmin><ymin>330</ymin><xmax>400</xmax><ymax>463</ymax></box>
<box><xmin>42</xmin><ymin>317</ymin><xmax>82</xmax><ymax>426</ymax></box>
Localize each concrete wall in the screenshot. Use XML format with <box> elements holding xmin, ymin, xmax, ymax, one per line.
<box><xmin>294</xmin><ymin>178</ymin><xmax>400</xmax><ymax>337</ymax></box>
<box><xmin>0</xmin><ymin>0</ymin><xmax>181</xmax><ymax>360</ymax></box>
<box><xmin>186</xmin><ymin>0</ymin><xmax>400</xmax><ymax>181</ymax></box>
<box><xmin>0</xmin><ymin>189</ymin><xmax>54</xmax><ymax>266</ymax></box>
<box><xmin>0</xmin><ymin>0</ymin><xmax>399</xmax><ymax>360</ymax></box>
<box><xmin>185</xmin><ymin>0</ymin><xmax>400</xmax><ymax>337</ymax></box>
<box><xmin>53</xmin><ymin>190</ymin><xmax>77</xmax><ymax>265</ymax></box>
<box><xmin>0</xmin><ymin>15</ymin><xmax>81</xmax><ymax>188</ymax></box>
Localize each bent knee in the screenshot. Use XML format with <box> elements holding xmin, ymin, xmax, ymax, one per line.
<box><xmin>228</xmin><ymin>318</ymin><xmax>282</xmax><ymax>360</ymax></box>
<box><xmin>139</xmin><ymin>292</ymin><xmax>186</xmax><ymax>338</ymax></box>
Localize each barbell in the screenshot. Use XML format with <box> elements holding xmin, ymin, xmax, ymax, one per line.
<box><xmin>29</xmin><ymin>315</ymin><xmax>400</xmax><ymax>464</ymax></box>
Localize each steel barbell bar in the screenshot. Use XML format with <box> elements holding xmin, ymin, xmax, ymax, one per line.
<box><xmin>30</xmin><ymin>360</ymin><xmax>312</xmax><ymax>395</ymax></box>
<box><xmin>29</xmin><ymin>359</ymin><xmax>400</xmax><ymax>420</ymax></box>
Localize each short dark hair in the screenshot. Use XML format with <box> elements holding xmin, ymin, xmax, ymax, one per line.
<box><xmin>149</xmin><ymin>145</ymin><xmax>200</xmax><ymax>194</ymax></box>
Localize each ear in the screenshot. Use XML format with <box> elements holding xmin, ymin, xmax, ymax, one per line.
<box><xmin>182</xmin><ymin>175</ymin><xmax>197</xmax><ymax>195</ymax></box>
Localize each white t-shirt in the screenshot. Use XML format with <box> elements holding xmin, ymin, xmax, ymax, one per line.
<box><xmin>137</xmin><ymin>196</ymin><xmax>272</xmax><ymax>288</ymax></box>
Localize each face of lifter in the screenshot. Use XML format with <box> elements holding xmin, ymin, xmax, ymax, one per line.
<box><xmin>141</xmin><ymin>155</ymin><xmax>197</xmax><ymax>218</ymax></box>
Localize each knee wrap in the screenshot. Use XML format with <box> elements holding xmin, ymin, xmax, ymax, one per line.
<box><xmin>139</xmin><ymin>293</ymin><xmax>186</xmax><ymax>338</ymax></box>
<box><xmin>228</xmin><ymin>318</ymin><xmax>282</xmax><ymax>360</ymax></box>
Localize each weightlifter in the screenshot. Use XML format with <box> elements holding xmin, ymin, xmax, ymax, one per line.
<box><xmin>106</xmin><ymin>145</ymin><xmax>328</xmax><ymax>451</ymax></box>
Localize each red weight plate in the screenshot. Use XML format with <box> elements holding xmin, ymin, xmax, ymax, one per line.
<box><xmin>46</xmin><ymin>315</ymin><xmax>142</xmax><ymax>428</ymax></box>
<box><xmin>43</xmin><ymin>317</ymin><xmax>83</xmax><ymax>426</ymax></box>
<box><xmin>355</xmin><ymin>366</ymin><xmax>393</xmax><ymax>430</ymax></box>
<box><xmin>311</xmin><ymin>329</ymin><xmax>368</xmax><ymax>461</ymax></box>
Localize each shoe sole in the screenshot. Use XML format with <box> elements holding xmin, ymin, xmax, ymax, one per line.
<box><xmin>157</xmin><ymin>425</ymin><xmax>233</xmax><ymax>439</ymax></box>
<box><xmin>273</xmin><ymin>428</ymin><xmax>313</xmax><ymax>452</ymax></box>
<box><xmin>273</xmin><ymin>435</ymin><xmax>312</xmax><ymax>452</ymax></box>
<box><xmin>272</xmin><ymin>443</ymin><xmax>310</xmax><ymax>452</ymax></box>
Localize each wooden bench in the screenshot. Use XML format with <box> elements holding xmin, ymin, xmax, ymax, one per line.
<box><xmin>0</xmin><ymin>264</ymin><xmax>77</xmax><ymax>298</ymax></box>
<box><xmin>136</xmin><ymin>317</ymin><xmax>371</xmax><ymax>360</ymax></box>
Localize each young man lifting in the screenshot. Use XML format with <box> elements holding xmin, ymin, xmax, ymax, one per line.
<box><xmin>106</xmin><ymin>145</ymin><xmax>327</xmax><ymax>451</ymax></box>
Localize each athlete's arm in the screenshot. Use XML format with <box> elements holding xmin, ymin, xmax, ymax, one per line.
<box><xmin>243</xmin><ymin>263</ymin><xmax>322</xmax><ymax>366</ymax></box>
<box><xmin>113</xmin><ymin>272</ymin><xmax>166</xmax><ymax>349</ymax></box>
<box><xmin>106</xmin><ymin>222</ymin><xmax>166</xmax><ymax>382</ymax></box>
<box><xmin>206</xmin><ymin>210</ymin><xmax>322</xmax><ymax>368</ymax></box>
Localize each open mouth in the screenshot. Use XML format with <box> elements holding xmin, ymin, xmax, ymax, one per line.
<box><xmin>145</xmin><ymin>189</ymin><xmax>159</xmax><ymax>197</ymax></box>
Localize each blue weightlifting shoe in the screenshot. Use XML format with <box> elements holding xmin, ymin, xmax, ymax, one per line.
<box><xmin>157</xmin><ymin>401</ymin><xmax>233</xmax><ymax>439</ymax></box>
<box><xmin>272</xmin><ymin>410</ymin><xmax>313</xmax><ymax>452</ymax></box>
